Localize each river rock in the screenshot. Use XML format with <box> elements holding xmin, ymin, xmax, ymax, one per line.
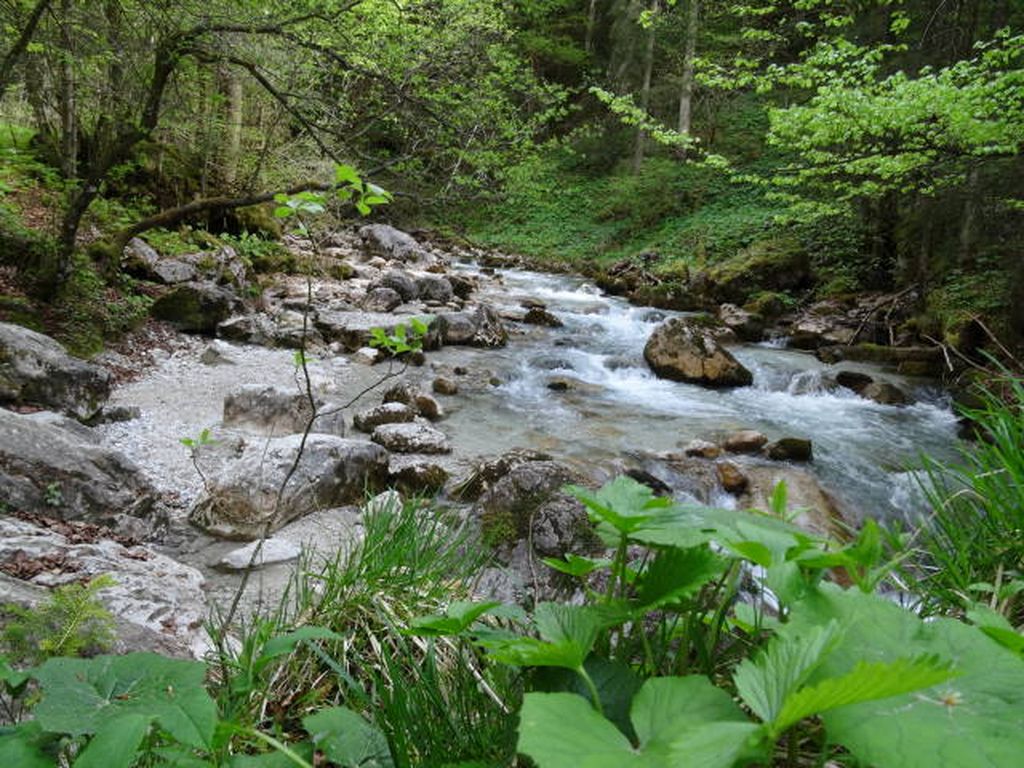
<box><xmin>740</xmin><ymin>466</ymin><xmax>846</xmax><ymax>538</ymax></box>
<box><xmin>0</xmin><ymin>322</ymin><xmax>112</xmax><ymax>419</ymax></box>
<box><xmin>412</xmin><ymin>393</ymin><xmax>444</xmax><ymax>421</ymax></box>
<box><xmin>359</xmin><ymin>224</ymin><xmax>426</xmax><ymax>262</ymax></box>
<box><xmin>449</xmin><ymin>273</ymin><xmax>477</xmax><ymax>299</ymax></box>
<box><xmin>546</xmin><ymin>376</ymin><xmax>604</xmax><ymax>395</ymax></box>
<box><xmin>835</xmin><ymin>370</ymin><xmax>874</xmax><ymax>393</ymax></box>
<box><xmin>789</xmin><ymin>312</ymin><xmax>857</xmax><ymax>350</ymax></box>
<box><xmin>0</xmin><ymin>516</ymin><xmax>207</xmax><ymax>657</ymax></box>
<box><xmin>478</xmin><ymin>460</ymin><xmax>598</xmax><ymax>557</ymax></box>
<box><xmin>523</xmin><ymin>307</ymin><xmax>564</xmax><ymax>328</ymax></box>
<box><xmin>219</xmin><ymin>538</ymin><xmax>302</xmax><ymax>570</ymax></box>
<box><xmin>387</xmin><ymin>458</ymin><xmax>449</xmax><ymax>495</ymax></box>
<box><xmin>223</xmin><ymin>385</ymin><xmax>346</xmax><ymax>437</ymax></box>
<box><xmin>861</xmin><ymin>381</ymin><xmax>908</xmax><ymax>406</ymax></box>
<box><xmin>432</xmin><ymin>376</ymin><xmax>459</xmax><ymax>395</ymax></box>
<box><xmin>354</xmin><ymin>402</ymin><xmax>416</xmax><ymax>432</ymax></box>
<box><xmin>315</xmin><ymin>310</ymin><xmax>436</xmax><ymax>352</ymax></box>
<box><xmin>723</xmin><ymin>430</ymin><xmax>768</xmax><ymax>454</ymax></box>
<box><xmin>437</xmin><ymin>304</ymin><xmax>508</xmax><ymax>347</ymax></box>
<box><xmin>151</xmin><ymin>281</ymin><xmax>239</xmax><ymax>333</ymax></box>
<box><xmin>371</xmin><ymin>422</ymin><xmax>451</xmax><ymax>454</ymax></box>
<box><xmin>416</xmin><ymin>274</ymin><xmax>454</xmax><ymax>304</ymax></box>
<box><xmin>0</xmin><ymin>409</ymin><xmax>156</xmax><ymax>529</ymax></box>
<box><xmin>453</xmin><ymin>449</ymin><xmax>552</xmax><ymax>501</ymax></box>
<box><xmin>363</xmin><ymin>286</ymin><xmax>403</xmax><ymax>312</ymax></box>
<box><xmin>353</xmin><ymin>347</ymin><xmax>381</xmax><ymax>365</ymax></box>
<box><xmin>718</xmin><ymin>304</ymin><xmax>764</xmax><ymax>342</ymax></box>
<box><xmin>188</xmin><ymin>435</ymin><xmax>389</xmax><ymax>540</ymax></box>
<box><xmin>716</xmin><ymin>461</ymin><xmax>749</xmax><ymax>494</ymax></box>
<box><xmin>643</xmin><ymin>317</ymin><xmax>753</xmax><ymax>387</ymax></box>
<box><xmin>765</xmin><ymin>437</ymin><xmax>813</xmax><ymax>462</ymax></box>
<box><xmin>683</xmin><ymin>439</ymin><xmax>721</xmax><ymax>459</ymax></box>
<box><xmin>200</xmin><ymin>341</ymin><xmax>239</xmax><ymax>366</ymax></box>
<box><xmin>375</xmin><ymin>270</ymin><xmax>418</xmax><ymax>301</ymax></box>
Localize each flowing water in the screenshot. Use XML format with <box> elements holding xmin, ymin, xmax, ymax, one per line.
<box><xmin>436</xmin><ymin>264</ymin><xmax>960</xmax><ymax>524</ymax></box>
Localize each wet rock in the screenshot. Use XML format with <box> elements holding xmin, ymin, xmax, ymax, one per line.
<box><xmin>432</xmin><ymin>377</ymin><xmax>459</xmax><ymax>395</ymax></box>
<box><xmin>546</xmin><ymin>376</ymin><xmax>603</xmax><ymax>395</ymax></box>
<box><xmin>0</xmin><ymin>322</ymin><xmax>112</xmax><ymax>419</ymax></box>
<box><xmin>188</xmin><ymin>435</ymin><xmax>389</xmax><ymax>540</ymax></box>
<box><xmin>452</xmin><ymin>449</ymin><xmax>553</xmax><ymax>501</ymax></box>
<box><xmin>718</xmin><ymin>303</ymin><xmax>764</xmax><ymax>342</ymax></box>
<box><xmin>219</xmin><ymin>538</ymin><xmax>301</xmax><ymax>570</ymax></box>
<box><xmin>371</xmin><ymin>422</ymin><xmax>451</xmax><ymax>454</ymax></box>
<box><xmin>723</xmin><ymin>430</ymin><xmax>768</xmax><ymax>454</ymax></box>
<box><xmin>0</xmin><ymin>409</ymin><xmax>156</xmax><ymax>528</ymax></box>
<box><xmin>478</xmin><ymin>461</ymin><xmax>598</xmax><ymax>558</ymax></box>
<box><xmin>315</xmin><ymin>310</ymin><xmax>416</xmax><ymax>352</ymax></box>
<box><xmin>437</xmin><ymin>304</ymin><xmax>508</xmax><ymax>347</ymax></box>
<box><xmin>835</xmin><ymin>370</ymin><xmax>874</xmax><ymax>393</ymax></box>
<box><xmin>523</xmin><ymin>307</ymin><xmax>564</xmax><ymax>328</ymax></box>
<box><xmin>353</xmin><ymin>402</ymin><xmax>416</xmax><ymax>433</ymax></box>
<box><xmin>740</xmin><ymin>466</ymin><xmax>847</xmax><ymax>538</ymax></box>
<box><xmin>359</xmin><ymin>224</ymin><xmax>427</xmax><ymax>262</ymax></box>
<box><xmin>716</xmin><ymin>461</ymin><xmax>749</xmax><ymax>494</ymax></box>
<box><xmin>765</xmin><ymin>437</ymin><xmax>813</xmax><ymax>462</ymax></box>
<box><xmin>789</xmin><ymin>313</ymin><xmax>857</xmax><ymax>350</ymax></box>
<box><xmin>861</xmin><ymin>381</ymin><xmax>908</xmax><ymax>406</ymax></box>
<box><xmin>353</xmin><ymin>347</ymin><xmax>381</xmax><ymax>365</ymax></box>
<box><xmin>223</xmin><ymin>385</ymin><xmax>346</xmax><ymax>437</ymax></box>
<box><xmin>375</xmin><ymin>270</ymin><xmax>418</xmax><ymax>302</ymax></box>
<box><xmin>363</xmin><ymin>287</ymin><xmax>403</xmax><ymax>313</ymax></box>
<box><xmin>412</xmin><ymin>393</ymin><xmax>444</xmax><ymax>421</ymax></box>
<box><xmin>387</xmin><ymin>458</ymin><xmax>449</xmax><ymax>495</ymax></box>
<box><xmin>415</xmin><ymin>274</ymin><xmax>454</xmax><ymax>304</ymax></box>
<box><xmin>448</xmin><ymin>273</ymin><xmax>477</xmax><ymax>300</ymax></box>
<box><xmin>816</xmin><ymin>344</ymin><xmax>944</xmax><ymax>378</ymax></box>
<box><xmin>382</xmin><ymin>382</ymin><xmax>416</xmax><ymax>406</ymax></box>
<box><xmin>643</xmin><ymin>317</ymin><xmax>753</xmax><ymax>388</ymax></box>
<box><xmin>151</xmin><ymin>282</ymin><xmax>240</xmax><ymax>334</ymax></box>
<box><xmin>683</xmin><ymin>439</ymin><xmax>721</xmax><ymax>459</ymax></box>
<box><xmin>0</xmin><ymin>517</ymin><xmax>207</xmax><ymax>657</ymax></box>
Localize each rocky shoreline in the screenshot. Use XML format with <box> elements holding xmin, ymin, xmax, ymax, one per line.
<box><xmin>0</xmin><ymin>224</ymin><xmax>957</xmax><ymax>657</ymax></box>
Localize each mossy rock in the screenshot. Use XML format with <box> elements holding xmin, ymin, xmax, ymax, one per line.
<box><xmin>705</xmin><ymin>236</ymin><xmax>812</xmax><ymax>304</ymax></box>
<box><xmin>151</xmin><ymin>282</ymin><xmax>238</xmax><ymax>334</ymax></box>
<box><xmin>235</xmin><ymin>204</ymin><xmax>283</xmax><ymax>239</ymax></box>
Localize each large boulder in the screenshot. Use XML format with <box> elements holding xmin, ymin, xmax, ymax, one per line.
<box><xmin>643</xmin><ymin>317</ymin><xmax>753</xmax><ymax>387</ymax></box>
<box><xmin>223</xmin><ymin>385</ymin><xmax>346</xmax><ymax>437</ymax></box>
<box><xmin>740</xmin><ymin>466</ymin><xmax>847</xmax><ymax>539</ymax></box>
<box><xmin>0</xmin><ymin>515</ymin><xmax>207</xmax><ymax>657</ymax></box>
<box><xmin>188</xmin><ymin>435</ymin><xmax>389</xmax><ymax>540</ymax></box>
<box><xmin>363</xmin><ymin>287</ymin><xmax>403</xmax><ymax>313</ymax></box>
<box><xmin>415</xmin><ymin>274</ymin><xmax>454</xmax><ymax>304</ymax></box>
<box><xmin>0</xmin><ymin>323</ymin><xmax>111</xmax><ymax>419</ymax></box>
<box><xmin>717</xmin><ymin>304</ymin><xmax>764</xmax><ymax>342</ymax></box>
<box><xmin>375</xmin><ymin>270</ymin><xmax>418</xmax><ymax>302</ymax></box>
<box><xmin>0</xmin><ymin>409</ymin><xmax>156</xmax><ymax>530</ymax></box>
<box><xmin>371</xmin><ymin>422</ymin><xmax>451</xmax><ymax>454</ymax></box>
<box><xmin>437</xmin><ymin>304</ymin><xmax>508</xmax><ymax>347</ymax></box>
<box><xmin>353</xmin><ymin>402</ymin><xmax>416</xmax><ymax>433</ymax></box>
<box><xmin>314</xmin><ymin>310</ymin><xmax>436</xmax><ymax>352</ymax></box>
<box><xmin>151</xmin><ymin>281</ymin><xmax>239</xmax><ymax>334</ymax></box>
<box><xmin>477</xmin><ymin>460</ymin><xmax>599</xmax><ymax>558</ymax></box>
<box><xmin>359</xmin><ymin>224</ymin><xmax>426</xmax><ymax>263</ymax></box>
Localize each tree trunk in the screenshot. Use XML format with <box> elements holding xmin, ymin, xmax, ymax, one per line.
<box><xmin>222</xmin><ymin>69</ymin><xmax>244</xmax><ymax>188</ymax></box>
<box><xmin>59</xmin><ymin>0</ymin><xmax>77</xmax><ymax>179</ymax></box>
<box><xmin>0</xmin><ymin>0</ymin><xmax>52</xmax><ymax>101</ymax></box>
<box><xmin>632</xmin><ymin>0</ymin><xmax>658</xmax><ymax>175</ymax></box>
<box><xmin>586</xmin><ymin>0</ymin><xmax>599</xmax><ymax>54</ymax></box>
<box><xmin>676</xmin><ymin>0</ymin><xmax>699</xmax><ymax>157</ymax></box>
<box><xmin>958</xmin><ymin>164</ymin><xmax>980</xmax><ymax>267</ymax></box>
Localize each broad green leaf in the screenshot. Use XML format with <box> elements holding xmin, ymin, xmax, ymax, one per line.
<box><xmin>34</xmin><ymin>653</ymin><xmax>216</xmax><ymax>748</ymax></box>
<box><xmin>518</xmin><ymin>692</ymin><xmax>634</xmax><ymax>767</ymax></box>
<box><xmin>637</xmin><ymin>546</ymin><xmax>725</xmax><ymax>609</ymax></box>
<box><xmin>566</xmin><ymin>477</ymin><xmax>674</xmax><ymax>535</ymax></box>
<box><xmin>542</xmin><ymin>554</ymin><xmax>612</xmax><ymax>578</ymax></box>
<box><xmin>534</xmin><ymin>657</ymin><xmax>642</xmax><ymax>740</ymax></box>
<box><xmin>303</xmin><ymin>706</ymin><xmax>393</xmax><ymax>768</ymax></box>
<box><xmin>334</xmin><ymin>164</ymin><xmax>362</xmax><ymax>185</ymax></box>
<box><xmin>229</xmin><ymin>742</ymin><xmax>315</xmax><ymax>767</ymax></box>
<box><xmin>407</xmin><ymin>601</ymin><xmax>501</xmax><ymax>637</ymax></box>
<box><xmin>773</xmin><ymin>656</ymin><xmax>957</xmax><ymax>733</ymax></box>
<box><xmin>0</xmin><ymin>722</ymin><xmax>54</xmax><ymax>768</ymax></box>
<box><xmin>75</xmin><ymin>713</ymin><xmax>152</xmax><ymax>768</ymax></box>
<box><xmin>734</xmin><ymin>621</ymin><xmax>839</xmax><ymax>724</ymax></box>
<box><xmin>786</xmin><ymin>585</ymin><xmax>1024</xmax><ymax>768</ymax></box>
<box><xmin>476</xmin><ymin>604</ymin><xmax>610</xmax><ymax>670</ymax></box>
<box><xmin>273</xmin><ymin>206</ymin><xmax>293</xmax><ymax>218</ymax></box>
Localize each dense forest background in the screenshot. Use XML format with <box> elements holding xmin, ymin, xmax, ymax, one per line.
<box><xmin>1</xmin><ymin>0</ymin><xmax>1021</xmax><ymax>357</ymax></box>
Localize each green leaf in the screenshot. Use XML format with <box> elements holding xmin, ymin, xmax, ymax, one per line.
<box><xmin>773</xmin><ymin>655</ymin><xmax>957</xmax><ymax>733</ymax></box>
<box><xmin>786</xmin><ymin>585</ymin><xmax>1024</xmax><ymax>768</ymax></box>
<box><xmin>637</xmin><ymin>546</ymin><xmax>725</xmax><ymax>609</ymax></box>
<box><xmin>303</xmin><ymin>707</ymin><xmax>393</xmax><ymax>768</ymax></box>
<box><xmin>407</xmin><ymin>601</ymin><xmax>501</xmax><ymax>637</ymax></box>
<box><xmin>566</xmin><ymin>477</ymin><xmax>674</xmax><ymax>536</ymax></box>
<box><xmin>518</xmin><ymin>692</ymin><xmax>633</xmax><ymax>767</ymax></box>
<box><xmin>259</xmin><ymin>626</ymin><xmax>341</xmax><ymax>665</ymax></box>
<box><xmin>476</xmin><ymin>603</ymin><xmax>609</xmax><ymax>671</ymax></box>
<box><xmin>34</xmin><ymin>653</ymin><xmax>216</xmax><ymax>748</ymax></box>
<box><xmin>734</xmin><ymin>621</ymin><xmax>840</xmax><ymax>724</ymax></box>
<box><xmin>74</xmin><ymin>713</ymin><xmax>152</xmax><ymax>768</ymax></box>
<box><xmin>0</xmin><ymin>722</ymin><xmax>55</xmax><ymax>768</ymax></box>
<box><xmin>542</xmin><ymin>554</ymin><xmax>612</xmax><ymax>579</ymax></box>
<box><xmin>273</xmin><ymin>206</ymin><xmax>293</xmax><ymax>219</ymax></box>
<box><xmin>334</xmin><ymin>164</ymin><xmax>362</xmax><ymax>186</ymax></box>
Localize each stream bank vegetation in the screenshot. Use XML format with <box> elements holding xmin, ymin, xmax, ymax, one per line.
<box><xmin>1</xmin><ymin>376</ymin><xmax>1023</xmax><ymax>766</ymax></box>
